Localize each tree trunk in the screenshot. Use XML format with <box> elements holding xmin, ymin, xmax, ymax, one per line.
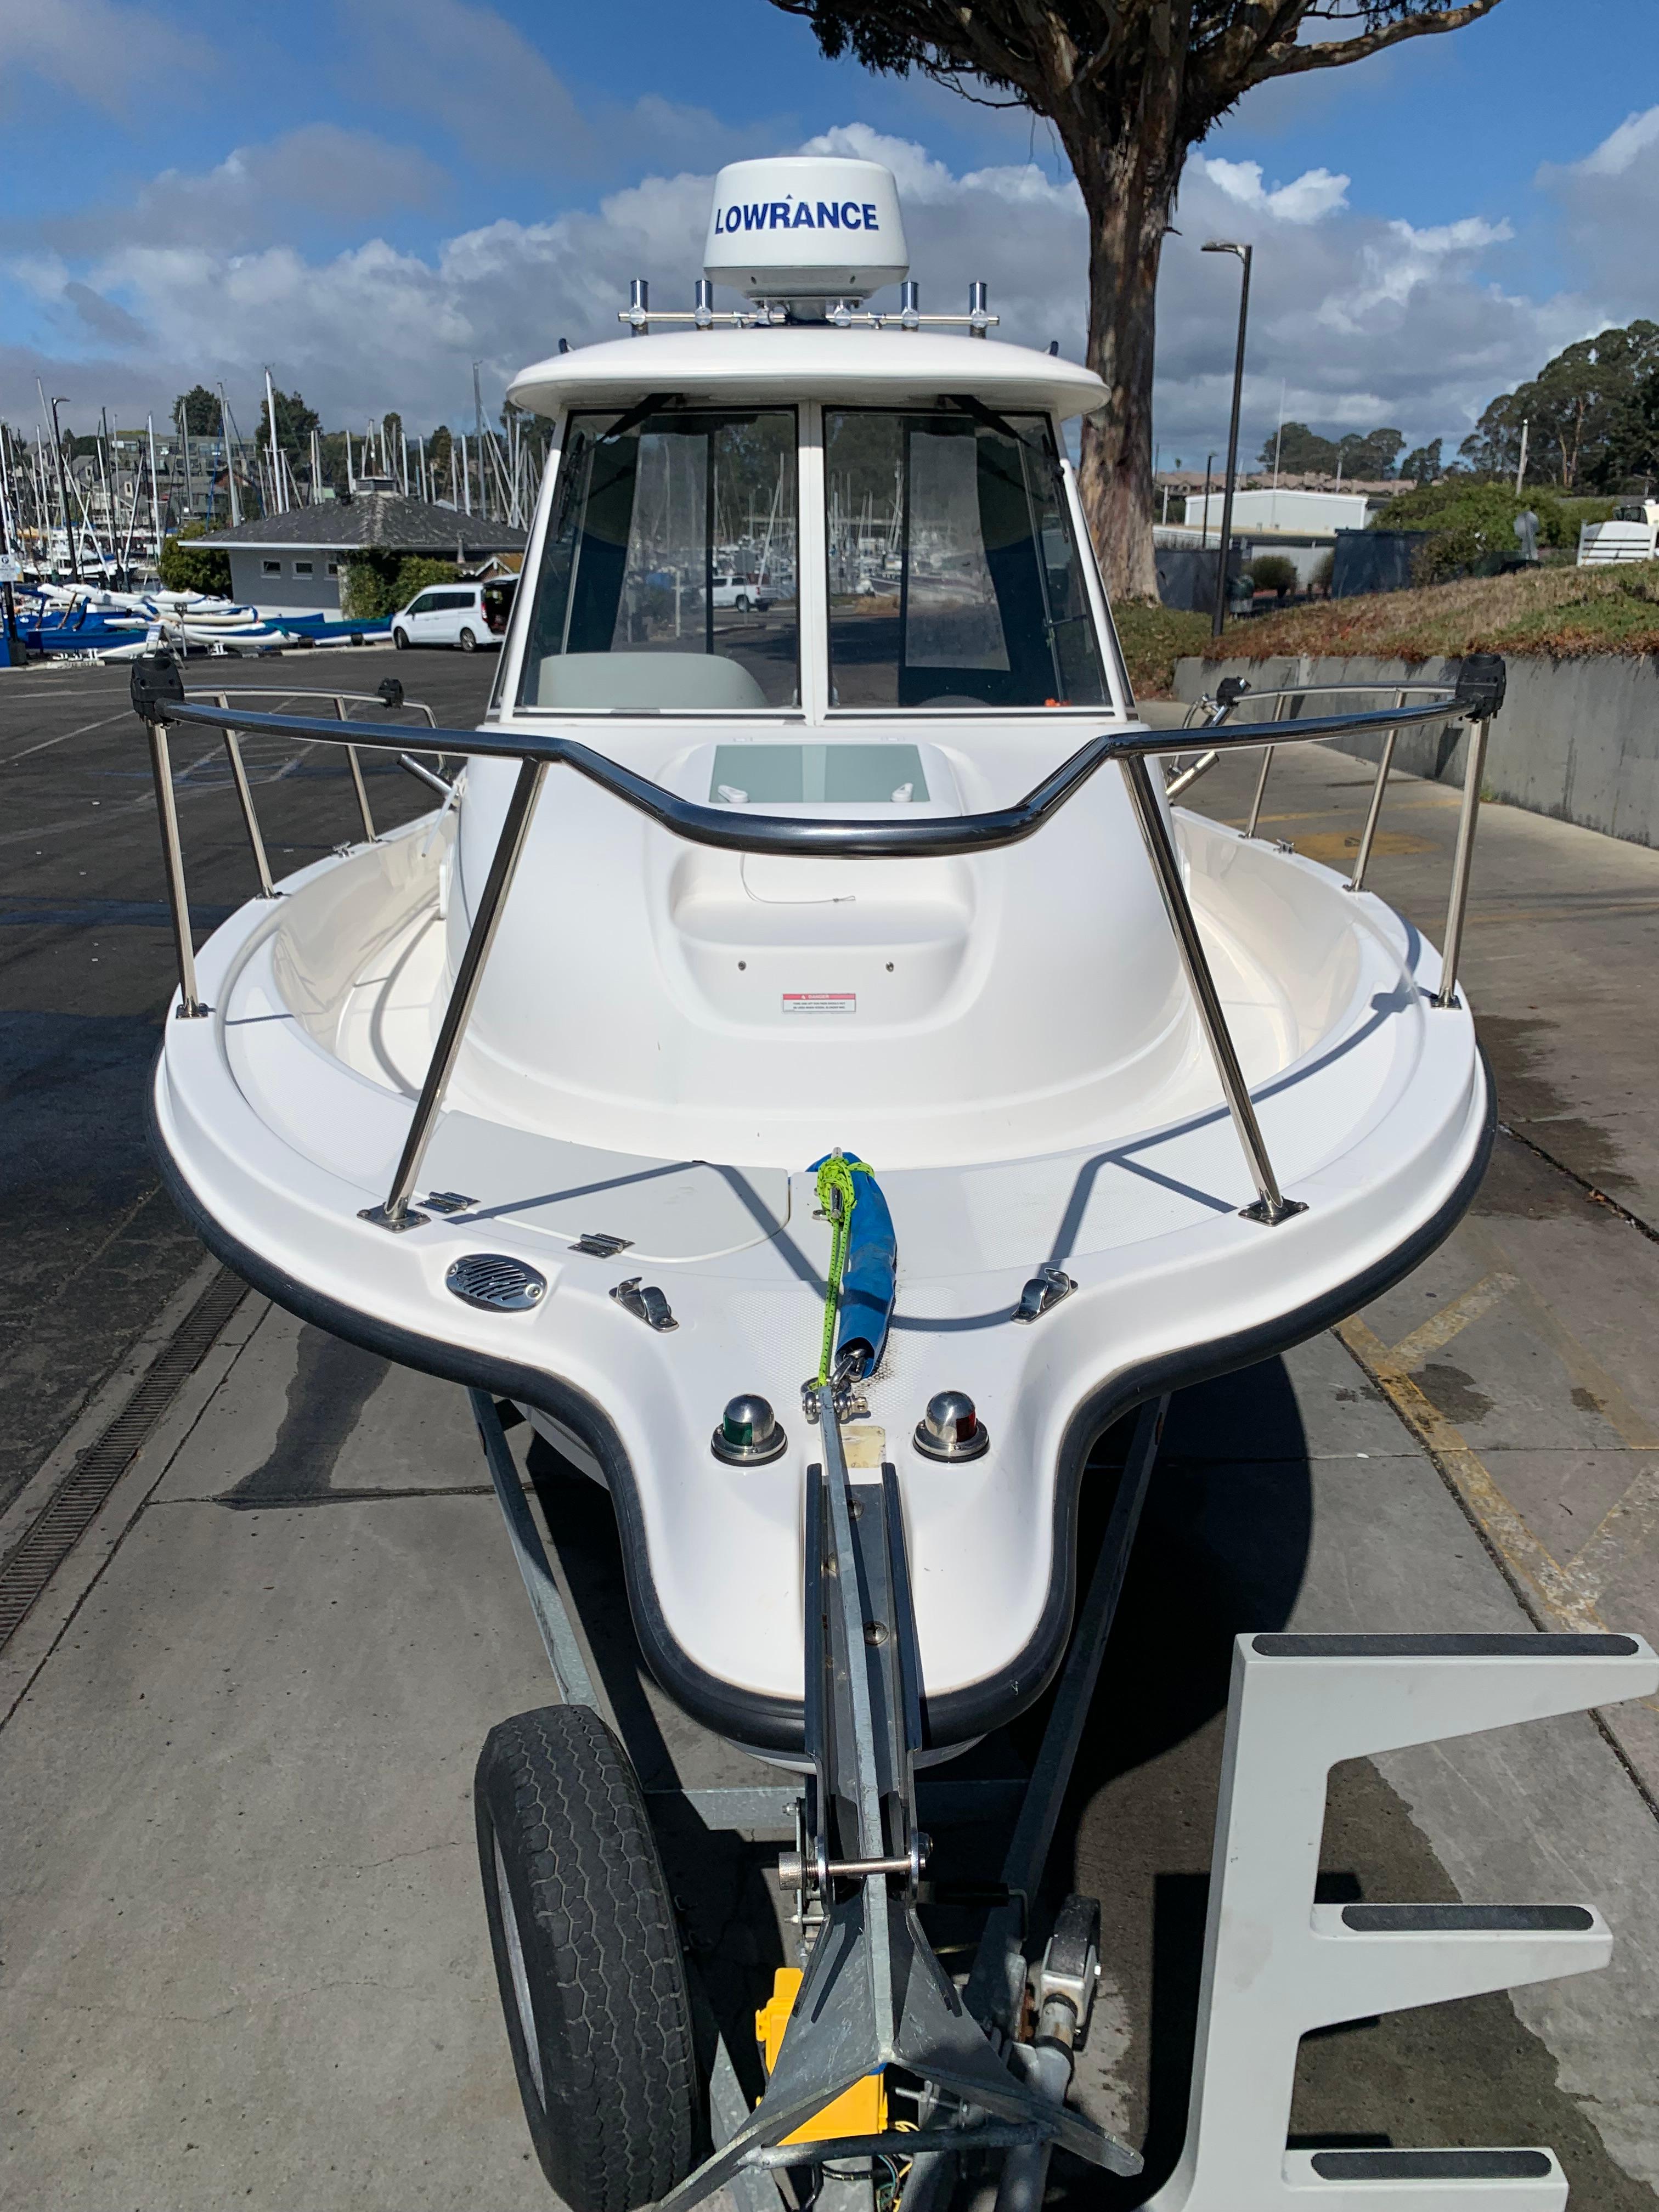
<box><xmin>1070</xmin><ymin>133</ymin><xmax>1178</xmax><ymax>606</ymax></box>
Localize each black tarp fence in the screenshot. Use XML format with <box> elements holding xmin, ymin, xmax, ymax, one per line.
<box><xmin>1155</xmin><ymin>543</ymin><xmax>1246</xmax><ymax>613</ymax></box>
<box><xmin>1333</xmin><ymin>529</ymin><xmax>1430</xmax><ymax>599</ymax></box>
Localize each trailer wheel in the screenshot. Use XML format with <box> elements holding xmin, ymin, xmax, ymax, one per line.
<box><xmin>476</xmin><ymin>1705</ymin><xmax>699</xmax><ymax>2211</ymax></box>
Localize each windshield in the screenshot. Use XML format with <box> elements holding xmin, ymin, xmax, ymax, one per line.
<box><xmin>825</xmin><ymin>408</ymin><xmax>1107</xmax><ymax>710</ymax></box>
<box><xmin>519</xmin><ymin>407</ymin><xmax>798</xmax><ymax>711</ymax></box>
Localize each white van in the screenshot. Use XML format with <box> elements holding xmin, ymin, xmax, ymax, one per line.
<box><xmin>391</xmin><ymin>579</ymin><xmax>514</xmax><ymax>651</ymax></box>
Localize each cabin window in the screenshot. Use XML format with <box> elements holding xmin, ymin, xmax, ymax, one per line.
<box><xmin>294</xmin><ymin>560</ymin><xmax>313</xmax><ymax>575</ymax></box>
<box><xmin>520</xmin><ymin>407</ymin><xmax>798</xmax><ymax>712</ymax></box>
<box><xmin>262</xmin><ymin>560</ymin><xmax>281</xmax><ymax>575</ymax></box>
<box><xmin>823</xmin><ymin>408</ymin><xmax>1107</xmax><ymax>710</ymax></box>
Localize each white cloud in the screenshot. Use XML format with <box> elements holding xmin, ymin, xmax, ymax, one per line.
<box><xmin>0</xmin><ymin>0</ymin><xmax>206</xmax><ymax>116</ymax></box>
<box><xmin>1572</xmin><ymin>105</ymin><xmax>1659</xmax><ymax>178</ymax></box>
<box><xmin>1537</xmin><ymin>103</ymin><xmax>1659</xmax><ymax>318</ymax></box>
<box><xmin>0</xmin><ymin>116</ymin><xmax>1614</xmax><ymax>475</ymax></box>
<box><xmin>1197</xmin><ymin>157</ymin><xmax>1350</xmax><ymax>225</ymax></box>
<box><xmin>44</xmin><ymin>127</ymin><xmax>449</xmax><ymax>257</ymax></box>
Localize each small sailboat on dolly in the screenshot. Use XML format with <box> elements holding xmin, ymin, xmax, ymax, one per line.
<box><xmin>129</xmin><ymin>154</ymin><xmax>1655</xmax><ymax>2212</ymax></box>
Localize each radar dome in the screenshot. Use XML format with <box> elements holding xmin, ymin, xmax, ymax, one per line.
<box><xmin>703</xmin><ymin>156</ymin><xmax>908</xmax><ymax>312</ymax></box>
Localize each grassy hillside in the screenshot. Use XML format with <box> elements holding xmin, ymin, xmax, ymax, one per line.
<box><xmin>1116</xmin><ymin>561</ymin><xmax>1659</xmax><ymax>697</ymax></box>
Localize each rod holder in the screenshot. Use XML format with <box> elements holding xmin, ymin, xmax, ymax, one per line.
<box><xmin>968</xmin><ymin>280</ymin><xmax>990</xmax><ymax>337</ymax></box>
<box><xmin>628</xmin><ymin>276</ymin><xmax>649</xmax><ymax>335</ymax></box>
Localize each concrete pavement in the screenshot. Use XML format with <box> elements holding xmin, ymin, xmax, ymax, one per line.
<box><xmin>2</xmin><ymin>661</ymin><xmax>1657</xmax><ymax>2208</ymax></box>
<box><xmin>0</xmin><ymin>648</ymin><xmax>493</xmax><ymax>1515</ymax></box>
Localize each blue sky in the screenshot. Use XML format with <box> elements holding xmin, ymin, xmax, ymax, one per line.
<box><xmin>4</xmin><ymin>0</ymin><xmax>1657</xmax><ymax>464</ymax></box>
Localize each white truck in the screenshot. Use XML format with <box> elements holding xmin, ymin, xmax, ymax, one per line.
<box><xmin>1578</xmin><ymin>499</ymin><xmax>1659</xmax><ymax>565</ymax></box>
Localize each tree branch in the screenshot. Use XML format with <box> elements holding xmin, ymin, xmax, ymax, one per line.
<box><xmin>1259</xmin><ymin>0</ymin><xmax>1506</xmax><ymax>78</ymax></box>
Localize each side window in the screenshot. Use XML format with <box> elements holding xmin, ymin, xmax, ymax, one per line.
<box><xmin>407</xmin><ymin>594</ymin><xmax>433</xmax><ymax>616</ymax></box>
<box><xmin>294</xmin><ymin>560</ymin><xmax>314</xmax><ymax>576</ymax></box>
<box><xmin>262</xmin><ymin>560</ymin><xmax>281</xmax><ymax>576</ymax></box>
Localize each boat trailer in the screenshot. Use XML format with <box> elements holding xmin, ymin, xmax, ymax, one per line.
<box><xmin>470</xmin><ymin>1385</ymin><xmax>1656</xmax><ymax>2211</ymax></box>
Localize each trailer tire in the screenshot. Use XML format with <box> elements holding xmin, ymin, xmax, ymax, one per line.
<box><xmin>476</xmin><ymin>1705</ymin><xmax>699</xmax><ymax>2211</ymax></box>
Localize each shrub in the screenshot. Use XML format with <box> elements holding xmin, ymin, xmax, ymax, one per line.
<box><xmin>157</xmin><ymin>518</ymin><xmax>232</xmax><ymax>596</ymax></box>
<box><xmin>1310</xmin><ymin>549</ymin><xmax>1335</xmax><ymax>595</ymax></box>
<box><xmin>341</xmin><ymin>552</ymin><xmax>459</xmax><ymax>620</ymax></box>
<box><xmin>1379</xmin><ymin>479</ymin><xmax>1573</xmax><ymax>585</ymax></box>
<box><xmin>1248</xmin><ymin>553</ymin><xmax>1298</xmax><ymax>600</ymax></box>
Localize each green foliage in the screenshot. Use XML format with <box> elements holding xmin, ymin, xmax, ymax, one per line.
<box><xmin>157</xmin><ymin>517</ymin><xmax>232</xmax><ymax>595</ymax></box>
<box><xmin>1459</xmin><ymin>321</ymin><xmax>1659</xmax><ymax>491</ymax></box>
<box><xmin>1261</xmin><ymin>421</ymin><xmax>1338</xmax><ymax>473</ymax></box>
<box><xmin>1311</xmin><ymin>549</ymin><xmax>1336</xmax><ymax>595</ymax></box>
<box><xmin>1400</xmin><ymin>438</ymin><xmax>1442</xmax><ymax>483</ymax></box>
<box><xmin>340</xmin><ymin>552</ymin><xmax>459</xmax><ymax>621</ymax></box>
<box><xmin>1372</xmin><ymin>480</ymin><xmax>1572</xmax><ymax>584</ymax></box>
<box><xmin>174</xmin><ymin>385</ymin><xmax>221</xmax><ymax>437</ymax></box>
<box><xmin>1111</xmin><ymin>603</ymin><xmax>1212</xmax><ymax>697</ymax></box>
<box><xmin>1247</xmin><ymin>553</ymin><xmax>1298</xmax><ymax>599</ymax></box>
<box><xmin>1255</xmin><ymin>422</ymin><xmax>1406</xmax><ymax>478</ymax></box>
<box><xmin>255</xmin><ymin>385</ymin><xmax>321</xmax><ymax>454</ymax></box>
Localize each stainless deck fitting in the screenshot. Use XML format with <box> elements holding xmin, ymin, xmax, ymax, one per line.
<box><xmin>421</xmin><ymin>1190</ymin><xmax>475</xmax><ymax>1216</ymax></box>
<box><xmin>711</xmin><ymin>1394</ymin><xmax>787</xmax><ymax>1466</ymax></box>
<box><xmin>444</xmin><ymin>1254</ymin><xmax>547</xmax><ymax>1313</ymax></box>
<box><xmin>132</xmin><ymin>669</ymin><xmax>1494</xmax><ymax>1231</ymax></box>
<box><xmin>1345</xmin><ymin>687</ymin><xmax>1409</xmax><ymax>894</ymax></box>
<box><xmin>611</xmin><ymin>1278</ymin><xmax>677</xmax><ymax>1331</ymax></box>
<box><xmin>912</xmin><ymin>1389</ymin><xmax>990</xmax><ymax>1461</ymax></box>
<box><xmin>571</xmin><ymin>1232</ymin><xmax>633</xmax><ymax>1257</ymax></box>
<box><xmin>1011</xmin><ymin>1263</ymin><xmax>1076</xmax><ymax>1324</ymax></box>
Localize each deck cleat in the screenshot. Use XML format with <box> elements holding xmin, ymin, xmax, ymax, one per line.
<box><xmin>610</xmin><ymin>1277</ymin><xmax>676</xmax><ymax>1331</ymax></box>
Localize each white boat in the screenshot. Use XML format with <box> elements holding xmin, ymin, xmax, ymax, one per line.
<box><xmin>127</xmin><ymin>155</ymin><xmax>1621</xmax><ymax>2212</ymax></box>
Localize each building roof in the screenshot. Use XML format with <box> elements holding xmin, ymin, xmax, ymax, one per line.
<box><xmin>198</xmin><ymin>492</ymin><xmax>527</xmax><ymax>556</ymax></box>
<box><xmin>509</xmin><ymin>326</ymin><xmax>1107</xmax><ymax>422</ymax></box>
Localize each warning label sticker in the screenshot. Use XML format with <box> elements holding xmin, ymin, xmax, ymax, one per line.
<box><xmin>782</xmin><ymin>992</ymin><xmax>856</xmax><ymax>1016</ymax></box>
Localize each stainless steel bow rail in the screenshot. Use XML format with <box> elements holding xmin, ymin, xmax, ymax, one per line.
<box><xmin>129</xmin><ymin>650</ymin><xmax>1503</xmax><ymax>1236</ymax></box>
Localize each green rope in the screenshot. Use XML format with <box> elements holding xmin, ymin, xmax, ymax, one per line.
<box><xmin>815</xmin><ymin>1151</ymin><xmax>870</xmax><ymax>1386</ymax></box>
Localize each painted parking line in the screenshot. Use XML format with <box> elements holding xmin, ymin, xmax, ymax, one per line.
<box><xmin>1385</xmin><ymin>1270</ymin><xmax>1518</xmax><ymax>1368</ymax></box>
<box><xmin>1336</xmin><ymin>1314</ymin><xmax>1607</xmax><ymax>1635</ymax></box>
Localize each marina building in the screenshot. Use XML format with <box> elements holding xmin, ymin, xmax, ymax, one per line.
<box><xmin>196</xmin><ymin>489</ymin><xmax>528</xmax><ymax>616</ymax></box>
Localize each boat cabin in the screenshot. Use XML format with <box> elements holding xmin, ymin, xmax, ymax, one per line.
<box><xmin>500</xmin><ymin>155</ymin><xmax>1130</xmax><ymax>733</ymax></box>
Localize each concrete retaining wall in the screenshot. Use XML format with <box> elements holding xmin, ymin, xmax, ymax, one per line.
<box><xmin>1171</xmin><ymin>652</ymin><xmax>1659</xmax><ymax>849</ymax></box>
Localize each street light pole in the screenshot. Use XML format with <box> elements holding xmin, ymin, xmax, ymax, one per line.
<box><xmin>1203</xmin><ymin>240</ymin><xmax>1252</xmax><ymax>641</ymax></box>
